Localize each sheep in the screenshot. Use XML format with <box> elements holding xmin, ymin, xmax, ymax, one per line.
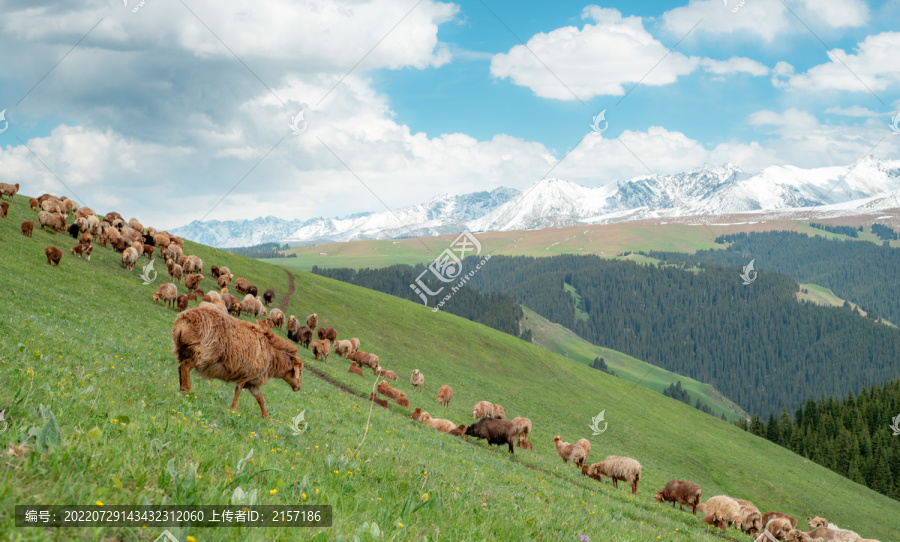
<box><xmin>377</xmin><ymin>367</ymin><xmax>398</xmax><ymax>380</ymax></box>
<box><xmin>437</xmin><ymin>385</ymin><xmax>453</xmax><ymax>407</ymax></box>
<box><xmin>143</xmin><ymin>244</ymin><xmax>154</xmax><ymax>259</ymax></box>
<box><xmin>286</xmin><ymin>316</ymin><xmax>301</xmax><ymax>341</ymax></box>
<box><xmin>306</xmin><ymin>313</ymin><xmax>318</xmax><ymax>329</ymax></box>
<box><xmin>44</xmin><ymin>246</ymin><xmax>62</xmax><ymax>266</ymax></box>
<box><xmin>167</xmin><ymin>261</ymin><xmax>184</xmax><ymax>283</ymax></box>
<box><xmin>783</xmin><ymin>527</ymin><xmax>863</xmax><ymax>542</ymax></box>
<box><xmin>368</xmin><ymin>393</ymin><xmax>389</xmax><ymax>408</ymax></box>
<box><xmin>21</xmin><ymin>221</ymin><xmax>34</xmax><ymax>237</ymax></box>
<box><xmin>376</xmin><ymin>381</ymin><xmax>408</xmax><ymax>407</ymax></box>
<box><xmin>154</xmin><ymin>232</ymin><xmax>170</xmax><ymax>248</ymax></box>
<box><xmin>411</xmin><ymin>407</ymin><xmax>423</xmax><ymax>421</ymax></box>
<box><xmin>70</xmin><ymin>243</ymin><xmax>93</xmax><ymax>261</ymax></box>
<box><xmin>553</xmin><ymin>436</ymin><xmax>586</xmax><ymax>467</ymax></box>
<box><xmin>153</xmin><ymin>283</ymin><xmax>178</xmax><ymax>309</ymax></box>
<box><xmin>131</xmin><ymin>241</ymin><xmax>145</xmax><ymax>257</ymax></box>
<box><xmin>128</xmin><ymin>218</ymin><xmax>143</xmax><ymax>233</ymax></box>
<box><xmin>448</xmin><ymin>424</ymin><xmax>467</xmax><ymax>437</ymax></box>
<box><xmin>263</xmin><ymin>288</ymin><xmax>275</xmax><ymax>306</ymax></box>
<box><xmin>701</xmin><ymin>496</ymin><xmax>743</xmax><ymax>531</ymax></box>
<box><xmin>223</xmin><ymin>293</ymin><xmax>241</xmax><ymax>317</ymax></box>
<box><xmin>297</xmin><ymin>326</ymin><xmax>313</xmax><ymax>348</ymax></box>
<box><xmin>79</xmin><ymin>232</ymin><xmax>93</xmax><ymax>246</ymax></box>
<box><xmin>348</xmin><ymin>351</ymin><xmax>379</xmax><ymax>374</ymax></box>
<box><xmin>235</xmin><ymin>277</ymin><xmax>250</xmax><ymax>295</ymax></box>
<box><xmin>183</xmin><ymin>257</ymin><xmax>196</xmax><ymax>275</ymax></box>
<box><xmin>397</xmin><ymin>396</ymin><xmax>409</xmax><ymax>408</ymax></box>
<box><xmin>465</xmin><ymin>418</ymin><xmax>518</xmax><ymax>454</ymax></box>
<box><xmin>203</xmin><ymin>300</ymin><xmax>228</xmax><ymax>313</ymax></box>
<box><xmin>310</xmin><ymin>339</ymin><xmax>331</xmax><ymax>362</ymax></box>
<box><xmin>172</xmin><ymin>306</ymin><xmax>303</xmax><ymax>418</ymax></box>
<box><xmin>67</xmin><ymin>223</ymin><xmax>80</xmax><ymax>239</ymax></box>
<box><xmin>38</xmin><ymin>211</ymin><xmax>66</xmax><ymax>234</ymax></box>
<box><xmin>594</xmin><ymin>456</ymin><xmax>642</xmax><ymax>495</ymax></box>
<box><xmin>410</xmin><ymin>369</ymin><xmax>424</xmax><ymax>391</ymax></box>
<box><xmin>764</xmin><ymin>518</ymin><xmax>795</xmax><ymax>540</ymax></box>
<box><xmin>805</xmin><ymin>518</ymin><xmax>865</xmax><ymax>541</ymax></box>
<box><xmin>0</xmin><ymin>182</ymin><xmax>20</xmax><ymax>200</ymax></box>
<box><xmin>318</xmin><ymin>327</ymin><xmax>336</xmax><ymax>341</ymax></box>
<box><xmin>202</xmin><ymin>291</ymin><xmax>222</xmax><ymax>303</ymax></box>
<box><xmin>121</xmin><ymin>247</ymin><xmax>139</xmax><ymax>271</ymax></box>
<box><xmin>576</xmin><ymin>438</ymin><xmax>591</xmax><ymax>460</ymax></box>
<box><xmin>74</xmin><ymin>206</ymin><xmax>94</xmax><ymax>219</ymax></box>
<box><xmin>247</xmin><ymin>285</ymin><xmax>258</xmax><ymax>297</ymax></box>
<box><xmin>111</xmin><ymin>237</ymin><xmax>128</xmax><ymax>253</ymax></box>
<box><xmin>333</xmin><ymin>339</ymin><xmax>353</xmax><ymax>358</ymax></box>
<box><xmin>425</xmin><ymin>416</ymin><xmax>457</xmax><ymax>433</ymax></box>
<box><xmin>29</xmin><ymin>198</ymin><xmax>39</xmax><ymax>211</ymax></box>
<box><xmin>762</xmin><ymin>512</ymin><xmax>797</xmax><ymax>531</ymax></box>
<box><xmin>240</xmin><ymin>294</ymin><xmax>265</xmax><ymax>317</ymax></box>
<box><xmin>187</xmin><ymin>255</ymin><xmax>203</xmax><ymax>274</ymax></box>
<box><xmin>654</xmin><ymin>480</ymin><xmax>702</xmax><ymax>514</ymax></box>
<box><xmin>268</xmin><ymin>308</ymin><xmax>285</xmax><ymax>329</ymax></box>
<box><xmin>511</xmin><ymin>417</ymin><xmax>532</xmax><ymax>447</ymax></box>
<box><xmin>734</xmin><ymin>498</ymin><xmax>763</xmax><ymax>535</ymax></box>
<box><xmin>218</xmin><ymin>266</ymin><xmax>230</xmax><ymax>278</ymax></box>
<box><xmin>104</xmin><ymin>211</ymin><xmax>121</xmax><ymax>223</ymax></box>
<box><xmin>0</xmin><ymin>201</ymin><xmax>8</xmax><ymax>218</ymax></box>
<box><xmin>472</xmin><ymin>401</ymin><xmax>494</xmax><ymax>419</ymax></box>
<box><xmin>169</xmin><ymin>235</ymin><xmax>184</xmax><ymax>248</ymax></box>
<box><xmin>177</xmin><ymin>295</ymin><xmax>190</xmax><ymax>312</ymax></box>
<box><xmin>581</xmin><ymin>463</ymin><xmax>605</xmax><ymax>483</ymax></box>
<box><xmin>492</xmin><ymin>404</ymin><xmax>506</xmax><ymax>420</ymax></box>
<box><xmin>348</xmin><ymin>362</ymin><xmax>364</xmax><ymax>376</ymax></box>
<box><xmin>349</xmin><ymin>337</ymin><xmax>359</xmax><ymax>352</ymax></box>
<box><xmin>217</xmin><ymin>274</ymin><xmax>232</xmax><ymax>289</ymax></box>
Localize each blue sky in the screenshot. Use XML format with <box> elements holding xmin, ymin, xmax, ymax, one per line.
<box><xmin>0</xmin><ymin>0</ymin><xmax>898</xmax><ymax>227</ymax></box>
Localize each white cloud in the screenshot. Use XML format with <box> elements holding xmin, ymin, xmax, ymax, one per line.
<box><xmin>489</xmin><ymin>6</ymin><xmax>700</xmax><ymax>101</ymax></box>
<box><xmin>700</xmin><ymin>57</ymin><xmax>769</xmax><ymax>76</ymax></box>
<box><xmin>774</xmin><ymin>32</ymin><xmax>900</xmax><ymax>93</ymax></box>
<box><xmin>825</xmin><ymin>106</ymin><xmax>882</xmax><ymax>117</ymax></box>
<box><xmin>795</xmin><ymin>0</ymin><xmax>869</xmax><ymax>29</ymax></box>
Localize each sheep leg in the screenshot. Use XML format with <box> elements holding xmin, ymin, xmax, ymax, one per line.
<box><xmin>611</xmin><ymin>479</ymin><xmax>618</xmax><ymax>488</ymax></box>
<box><xmin>230</xmin><ymin>383</ymin><xmax>245</xmax><ymax>409</ymax></box>
<box><xmin>247</xmin><ymin>385</ymin><xmax>268</xmax><ymax>418</ymax></box>
<box><xmin>631</xmin><ymin>481</ymin><xmax>637</xmax><ymax>494</ymax></box>
<box><xmin>178</xmin><ymin>363</ymin><xmax>194</xmax><ymax>393</ymax></box>
<box><xmin>507</xmin><ymin>439</ymin><xmax>514</xmax><ymax>454</ymax></box>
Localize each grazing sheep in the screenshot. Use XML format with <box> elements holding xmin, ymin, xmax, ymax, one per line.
<box><xmin>306</xmin><ymin>313</ymin><xmax>318</xmax><ymax>329</ymax></box>
<box><xmin>377</xmin><ymin>367</ymin><xmax>398</xmax><ymax>380</ymax></box>
<box><xmin>128</xmin><ymin>218</ymin><xmax>143</xmax><ymax>233</ymax></box>
<box><xmin>121</xmin><ymin>247</ymin><xmax>139</xmax><ymax>270</ymax></box>
<box><xmin>465</xmin><ymin>418</ymin><xmax>518</xmax><ymax>453</ymax></box>
<box><xmin>472</xmin><ymin>401</ymin><xmax>495</xmax><ymax>419</ymax></box>
<box><xmin>296</xmin><ymin>326</ymin><xmax>313</xmax><ymax>349</ymax></box>
<box><xmin>70</xmin><ymin>243</ymin><xmax>93</xmax><ymax>260</ymax></box>
<box><xmin>223</xmin><ymin>293</ymin><xmax>241</xmax><ymax>317</ymax></box>
<box><xmin>654</xmin><ymin>480</ymin><xmax>702</xmax><ymax>514</ymax></box>
<box><xmin>235</xmin><ymin>277</ymin><xmax>250</xmax><ymax>295</ymax></box>
<box><xmin>348</xmin><ymin>362</ymin><xmax>364</xmax><ymax>376</ymax></box>
<box><xmin>437</xmin><ymin>385</ymin><xmax>453</xmax><ymax>407</ymax></box>
<box><xmin>38</xmin><ymin>211</ymin><xmax>66</xmax><ymax>234</ymax></box>
<box><xmin>29</xmin><ymin>198</ymin><xmax>39</xmax><ymax>211</ymax></box>
<box><xmin>349</xmin><ymin>351</ymin><xmax>379</xmax><ymax>374</ymax></box>
<box><xmin>349</xmin><ymin>337</ymin><xmax>359</xmax><ymax>352</ymax></box>
<box><xmin>154</xmin><ymin>232</ymin><xmax>170</xmax><ymax>248</ymax></box>
<box><xmin>310</xmin><ymin>339</ymin><xmax>331</xmax><ymax>362</ymax></box>
<box><xmin>263</xmin><ymin>288</ymin><xmax>275</xmax><ymax>306</ymax></box>
<box><xmin>240</xmin><ymin>294</ymin><xmax>265</xmax><ymax>317</ymax></box>
<box><xmin>176</xmin><ymin>295</ymin><xmax>190</xmax><ymax>312</ymax></box>
<box><xmin>172</xmin><ymin>306</ymin><xmax>303</xmax><ymax>418</ymax></box>
<box><xmin>734</xmin><ymin>498</ymin><xmax>763</xmax><ymax>535</ymax></box>
<box><xmin>79</xmin><ymin>232</ymin><xmax>92</xmax><ymax>245</ymax></box>
<box><xmin>581</xmin><ymin>463</ymin><xmax>605</xmax><ymax>483</ymax></box>
<box><xmin>377</xmin><ymin>380</ymin><xmax>402</xmax><ymax>400</ymax></box>
<box><xmin>492</xmin><ymin>404</ymin><xmax>506</xmax><ymax>420</ymax></box>
<box><xmin>132</xmin><ymin>241</ymin><xmax>144</xmax><ymax>257</ymax></box>
<box><xmin>21</xmin><ymin>221</ymin><xmax>34</xmax><ymax>237</ymax></box>
<box><xmin>511</xmin><ymin>417</ymin><xmax>532</xmax><ymax>447</ymax></box>
<box><xmin>321</xmin><ymin>327</ymin><xmax>337</xmax><ymax>341</ymax></box>
<box><xmin>247</xmin><ymin>285</ymin><xmax>258</xmax><ymax>297</ymax></box>
<box><xmin>448</xmin><ymin>424</ymin><xmax>467</xmax><ymax>437</ymax></box>
<box><xmin>143</xmin><ymin>244</ymin><xmax>154</xmax><ymax>259</ymax></box>
<box><xmin>410</xmin><ymin>369</ymin><xmax>424</xmax><ymax>391</ymax></box>
<box><xmin>153</xmin><ymin>283</ymin><xmax>178</xmax><ymax>309</ymax></box>
<box><xmin>286</xmin><ymin>316</ymin><xmax>300</xmax><ymax>341</ymax></box>
<box><xmin>210</xmin><ymin>265</ymin><xmax>220</xmax><ymax>278</ymax></box>
<box><xmin>0</xmin><ymin>201</ymin><xmax>8</xmax><ymax>218</ymax></box>
<box><xmin>764</xmin><ymin>518</ymin><xmax>795</xmax><ymax>540</ymax></box>
<box><xmin>44</xmin><ymin>246</ymin><xmax>62</xmax><ymax>266</ymax></box>
<box><xmin>783</xmin><ymin>527</ymin><xmax>863</xmax><ymax>542</ymax></box>
<box><xmin>182</xmin><ymin>258</ymin><xmax>196</xmax><ymax>275</ymax></box>
<box><xmin>396</xmin><ymin>396</ymin><xmax>409</xmax><ymax>408</ymax></box>
<box><xmin>576</xmin><ymin>438</ymin><xmax>591</xmax><ymax>461</ymax></box>
<box><xmin>67</xmin><ymin>223</ymin><xmax>80</xmax><ymax>239</ymax></box>
<box><xmin>334</xmin><ymin>339</ymin><xmax>353</xmax><ymax>358</ymax></box>
<box><xmin>0</xmin><ymin>182</ymin><xmax>20</xmax><ymax>200</ymax></box>
<box><xmin>701</xmin><ymin>496</ymin><xmax>743</xmax><ymax>531</ymax></box>
<box><xmin>411</xmin><ymin>407</ymin><xmax>423</xmax><ymax>421</ymax></box>
<box><xmin>217</xmin><ymin>274</ymin><xmax>232</xmax><ymax>289</ymax></box>
<box><xmin>594</xmin><ymin>456</ymin><xmax>642</xmax><ymax>495</ymax></box>
<box><xmin>553</xmin><ymin>436</ymin><xmax>587</xmax><ymax>467</ymax></box>
<box><xmin>202</xmin><ymin>291</ymin><xmax>222</xmax><ymax>303</ymax></box>
<box><xmin>187</xmin><ymin>255</ymin><xmax>203</xmax><ymax>274</ymax></box>
<box><xmin>216</xmin><ymin>266</ymin><xmax>230</xmax><ymax>278</ymax></box>
<box><xmin>368</xmin><ymin>393</ymin><xmax>388</xmax><ymax>408</ymax></box>
<box><xmin>762</xmin><ymin>512</ymin><xmax>797</xmax><ymax>531</ymax></box>
<box><xmin>805</xmin><ymin>518</ymin><xmax>865</xmax><ymax>541</ymax></box>
<box><xmin>268</xmin><ymin>308</ymin><xmax>285</xmax><ymax>329</ymax></box>
<box><xmin>425</xmin><ymin>416</ymin><xmax>457</xmax><ymax>433</ymax></box>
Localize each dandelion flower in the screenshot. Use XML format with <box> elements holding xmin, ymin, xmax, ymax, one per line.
<box><xmin>269</xmin><ymin>489</ymin><xmax>277</xmax><ymax>495</ymax></box>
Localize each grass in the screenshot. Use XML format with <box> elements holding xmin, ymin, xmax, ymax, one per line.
<box><xmin>520</xmin><ymin>308</ymin><xmax>747</xmax><ymax>422</ymax></box>
<box><xmin>1</xmin><ymin>194</ymin><xmax>898</xmax><ymax>541</ymax></box>
<box><xmin>562</xmin><ymin>284</ymin><xmax>590</xmax><ymax>322</ymax></box>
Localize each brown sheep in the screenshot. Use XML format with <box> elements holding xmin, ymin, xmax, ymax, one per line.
<box><xmin>235</xmin><ymin>277</ymin><xmax>250</xmax><ymax>295</ymax></box>
<box><xmin>247</xmin><ymin>285</ymin><xmax>258</xmax><ymax>297</ymax></box>
<box><xmin>511</xmin><ymin>417</ymin><xmax>532</xmax><ymax>447</ymax></box>
<box><xmin>734</xmin><ymin>498</ymin><xmax>763</xmax><ymax>535</ymax></box>
<box><xmin>217</xmin><ymin>274</ymin><xmax>232</xmax><ymax>289</ymax></box>
<box><xmin>472</xmin><ymin>401</ymin><xmax>495</xmax><ymax>419</ymax></box>
<box><xmin>111</xmin><ymin>237</ymin><xmax>128</xmax><ymax>253</ymax></box>
<box><xmin>764</xmin><ymin>518</ymin><xmax>795</xmax><ymax>540</ymax></box>
<box><xmin>437</xmin><ymin>385</ymin><xmax>453</xmax><ymax>407</ymax></box>
<box><xmin>424</xmin><ymin>415</ymin><xmax>456</xmax><ymax>433</ymax></box>
<box><xmin>240</xmin><ymin>294</ymin><xmax>265</xmax><ymax>317</ymax></box>
<box><xmin>448</xmin><ymin>424</ymin><xmax>467</xmax><ymax>438</ymax></box>
<box><xmin>581</xmin><ymin>463</ymin><xmax>605</xmax><ymax>483</ymax></box>
<box><xmin>186</xmin><ymin>255</ymin><xmax>203</xmax><ymax>274</ymax></box>
<box><xmin>349</xmin><ymin>337</ymin><xmax>360</xmax><ymax>352</ymax></box>
<box><xmin>263</xmin><ymin>288</ymin><xmax>275</xmax><ymax>306</ymax></box>
<box><xmin>310</xmin><ymin>339</ymin><xmax>331</xmax><ymax>362</ymax></box>
<box><xmin>376</xmin><ymin>368</ymin><xmax>398</xmax><ymax>380</ymax></box>
<box><xmin>397</xmin><ymin>396</ymin><xmax>410</xmax><ymax>408</ymax></box>
<box><xmin>804</xmin><ymin>518</ymin><xmax>866</xmax><ymax>541</ymax></box>
<box><xmin>702</xmin><ymin>496</ymin><xmax>743</xmax><ymax>531</ymax></box>
<box><xmin>465</xmin><ymin>418</ymin><xmax>518</xmax><ymax>453</ymax></box>
<box><xmin>368</xmin><ymin>393</ymin><xmax>388</xmax><ymax>408</ymax></box>
<box><xmin>38</xmin><ymin>211</ymin><xmax>66</xmax><ymax>234</ymax></box>
<box><xmin>348</xmin><ymin>362</ymin><xmax>364</xmax><ymax>376</ymax></box>
<box><xmin>317</xmin><ymin>327</ymin><xmax>337</xmax><ymax>341</ymax></box>
<box><xmin>182</xmin><ymin>257</ymin><xmax>196</xmax><ymax>275</ymax></box>
<box><xmin>0</xmin><ymin>201</ymin><xmax>8</xmax><ymax>218</ymax></box>
<box><xmin>143</xmin><ymin>244</ymin><xmax>154</xmax><ymax>259</ymax></box>
<box><xmin>654</xmin><ymin>480</ymin><xmax>702</xmax><ymax>514</ymax></box>
<box><xmin>202</xmin><ymin>291</ymin><xmax>222</xmax><ymax>303</ymax></box>
<box><xmin>223</xmin><ymin>293</ymin><xmax>241</xmax><ymax>317</ymax></box>
<box><xmin>348</xmin><ymin>351</ymin><xmax>379</xmax><ymax>374</ymax></box>
<box><xmin>153</xmin><ymin>232</ymin><xmax>170</xmax><ymax>248</ymax></box>
<box><xmin>296</xmin><ymin>326</ymin><xmax>313</xmax><ymax>348</ymax></box>
<box><xmin>576</xmin><ymin>438</ymin><xmax>591</xmax><ymax>461</ymax></box>
<box><xmin>492</xmin><ymin>404</ymin><xmax>506</xmax><ymax>420</ymax></box>
<box><xmin>79</xmin><ymin>232</ymin><xmax>92</xmax><ymax>245</ymax></box>
<box><xmin>411</xmin><ymin>407</ymin><xmax>423</xmax><ymax>421</ymax></box>
<box><xmin>21</xmin><ymin>221</ymin><xmax>34</xmax><ymax>237</ymax></box>
<box><xmin>176</xmin><ymin>295</ymin><xmax>190</xmax><ymax>312</ymax></box>
<box><xmin>132</xmin><ymin>241</ymin><xmax>144</xmax><ymax>257</ymax></box>
<box><xmin>762</xmin><ymin>512</ymin><xmax>797</xmax><ymax>531</ymax></box>
<box><xmin>553</xmin><ymin>436</ymin><xmax>586</xmax><ymax>467</ymax></box>
<box><xmin>70</xmin><ymin>243</ymin><xmax>93</xmax><ymax>260</ymax></box>
<box><xmin>29</xmin><ymin>198</ymin><xmax>39</xmax><ymax>211</ymax></box>
<box><xmin>410</xmin><ymin>369</ymin><xmax>424</xmax><ymax>391</ymax></box>
<box><xmin>210</xmin><ymin>265</ymin><xmax>220</xmax><ymax>278</ymax></box>
<box><xmin>121</xmin><ymin>247</ymin><xmax>139</xmax><ymax>270</ymax></box>
<box><xmin>172</xmin><ymin>306</ymin><xmax>303</xmax><ymax>417</ymax></box>
<box><xmin>44</xmin><ymin>246</ymin><xmax>62</xmax><ymax>266</ymax></box>
<box><xmin>376</xmin><ymin>380</ymin><xmax>402</xmax><ymax>400</ymax></box>
<box><xmin>153</xmin><ymin>283</ymin><xmax>178</xmax><ymax>309</ymax></box>
<box><xmin>306</xmin><ymin>313</ymin><xmax>318</xmax><ymax>329</ymax></box>
<box><xmin>268</xmin><ymin>308</ymin><xmax>285</xmax><ymax>329</ymax></box>
<box><xmin>286</xmin><ymin>316</ymin><xmax>301</xmax><ymax>341</ymax></box>
<box><xmin>0</xmin><ymin>182</ymin><xmax>20</xmax><ymax>200</ymax></box>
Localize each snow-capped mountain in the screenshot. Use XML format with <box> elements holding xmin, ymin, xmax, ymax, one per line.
<box><xmin>172</xmin><ymin>187</ymin><xmax>518</xmax><ymax>247</ymax></box>
<box><xmin>174</xmin><ymin>158</ymin><xmax>900</xmax><ymax>247</ymax></box>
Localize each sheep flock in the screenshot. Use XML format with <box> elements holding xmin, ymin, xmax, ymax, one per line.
<box><xmin>6</xmin><ymin>184</ymin><xmax>883</xmax><ymax>542</ymax></box>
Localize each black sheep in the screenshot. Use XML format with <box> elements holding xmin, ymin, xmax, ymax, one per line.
<box><xmin>464</xmin><ymin>418</ymin><xmax>518</xmax><ymax>453</ymax></box>
<box><xmin>247</xmin><ymin>285</ymin><xmax>258</xmax><ymax>297</ymax></box>
<box><xmin>142</xmin><ymin>233</ymin><xmax>156</xmax><ymax>246</ymax></box>
<box><xmin>67</xmin><ymin>223</ymin><xmax>80</xmax><ymax>239</ymax></box>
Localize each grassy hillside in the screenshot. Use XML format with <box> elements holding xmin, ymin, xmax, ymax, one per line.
<box><xmin>520</xmin><ymin>307</ymin><xmax>747</xmax><ymax>422</ymax></box>
<box><xmin>1</xmin><ymin>194</ymin><xmax>898</xmax><ymax>541</ymax></box>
